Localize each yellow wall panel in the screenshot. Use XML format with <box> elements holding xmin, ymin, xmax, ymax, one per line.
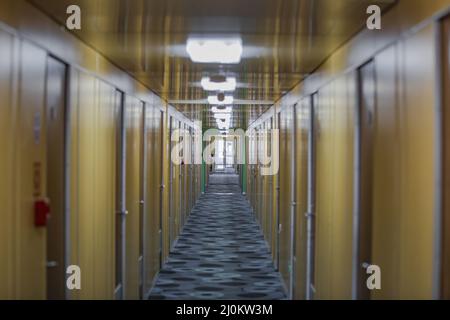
<box><xmin>0</xmin><ymin>33</ymin><xmax>48</xmax><ymax>300</ymax></box>
<box><xmin>70</xmin><ymin>71</ymin><xmax>117</xmax><ymax>299</ymax></box>
<box><xmin>271</xmin><ymin>115</ymin><xmax>280</xmax><ymax>264</ymax></box>
<box><xmin>256</xmin><ymin>128</ymin><xmax>262</xmax><ymax>225</ymax></box>
<box><xmin>314</xmin><ymin>76</ymin><xmax>354</xmax><ymax>299</ymax></box>
<box><xmin>0</xmin><ymin>29</ymin><xmax>16</xmax><ymax>299</ymax></box>
<box><xmin>294</xmin><ymin>99</ymin><xmax>310</xmax><ymax>300</ymax></box>
<box><xmin>143</xmin><ymin>104</ymin><xmax>156</xmax><ymax>294</ymax></box>
<box><xmin>162</xmin><ymin>110</ymin><xmax>170</xmax><ymax>263</ymax></box>
<box><xmin>143</xmin><ymin>104</ymin><xmax>163</xmax><ymax>293</ymax></box>
<box><xmin>314</xmin><ymin>82</ymin><xmax>334</xmax><ymax>298</ymax></box>
<box><xmin>262</xmin><ymin>121</ymin><xmax>271</xmax><ymax>242</ymax></box>
<box><xmin>125</xmin><ymin>96</ymin><xmax>143</xmax><ymax>299</ymax></box>
<box><xmin>169</xmin><ymin>117</ymin><xmax>180</xmax><ymax>247</ymax></box>
<box><xmin>279</xmin><ymin>107</ymin><xmax>293</xmax><ymax>289</ymax></box>
<box><xmin>16</xmin><ymin>41</ymin><xmax>47</xmax><ymax>299</ymax></box>
<box><xmin>68</xmin><ymin>70</ymin><xmax>80</xmax><ymax>300</ymax></box>
<box><xmin>76</xmin><ymin>73</ymin><xmax>96</xmax><ymax>298</ymax></box>
<box><xmin>442</xmin><ymin>16</ymin><xmax>450</xmax><ymax>299</ymax></box>
<box><xmin>372</xmin><ymin>25</ymin><xmax>436</xmax><ymax>299</ymax></box>
<box><xmin>371</xmin><ymin>45</ymin><xmax>402</xmax><ymax>299</ymax></box>
<box><xmin>399</xmin><ymin>26</ymin><xmax>435</xmax><ymax>298</ymax></box>
<box><xmin>330</xmin><ymin>74</ymin><xmax>354</xmax><ymax>299</ymax></box>
<box><xmin>93</xmin><ymin>80</ymin><xmax>117</xmax><ymax>298</ymax></box>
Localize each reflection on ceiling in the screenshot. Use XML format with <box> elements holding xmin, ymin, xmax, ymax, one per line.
<box><xmin>29</xmin><ymin>0</ymin><xmax>396</xmax><ymax>128</ymax></box>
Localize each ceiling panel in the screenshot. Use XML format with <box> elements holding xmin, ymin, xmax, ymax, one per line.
<box><xmin>29</xmin><ymin>0</ymin><xmax>396</xmax><ymax>128</ymax></box>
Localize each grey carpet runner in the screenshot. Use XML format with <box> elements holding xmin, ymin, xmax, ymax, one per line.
<box><xmin>148</xmin><ymin>173</ymin><xmax>286</xmax><ymax>300</ymax></box>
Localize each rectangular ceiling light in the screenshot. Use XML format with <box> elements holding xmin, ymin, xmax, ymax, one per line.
<box><xmin>201</xmin><ymin>77</ymin><xmax>236</xmax><ymax>91</ymax></box>
<box><xmin>216</xmin><ymin>118</ymin><xmax>230</xmax><ymax>130</ymax></box>
<box><xmin>216</xmin><ymin>115</ymin><xmax>231</xmax><ymax>129</ymax></box>
<box><xmin>211</xmin><ymin>106</ymin><xmax>233</xmax><ymax>113</ymax></box>
<box><xmin>214</xmin><ymin>113</ymin><xmax>231</xmax><ymax>120</ymax></box>
<box><xmin>186</xmin><ymin>38</ymin><xmax>243</xmax><ymax>64</ymax></box>
<box><xmin>208</xmin><ymin>95</ymin><xmax>233</xmax><ymax>105</ymax></box>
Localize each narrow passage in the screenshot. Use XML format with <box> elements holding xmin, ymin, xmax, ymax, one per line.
<box><xmin>149</xmin><ymin>173</ymin><xmax>286</xmax><ymax>299</ymax></box>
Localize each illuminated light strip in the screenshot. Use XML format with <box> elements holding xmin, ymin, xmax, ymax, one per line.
<box><xmin>186</xmin><ymin>38</ymin><xmax>243</xmax><ymax>64</ymax></box>
<box><xmin>211</xmin><ymin>106</ymin><xmax>233</xmax><ymax>113</ymax></box>
<box><xmin>208</xmin><ymin>95</ymin><xmax>234</xmax><ymax>105</ymax></box>
<box><xmin>216</xmin><ymin>117</ymin><xmax>231</xmax><ymax>129</ymax></box>
<box><xmin>214</xmin><ymin>113</ymin><xmax>231</xmax><ymax>120</ymax></box>
<box><xmin>201</xmin><ymin>77</ymin><xmax>236</xmax><ymax>91</ymax></box>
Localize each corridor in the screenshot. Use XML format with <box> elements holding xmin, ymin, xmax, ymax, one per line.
<box><xmin>149</xmin><ymin>173</ymin><xmax>286</xmax><ymax>300</ymax></box>
<box><xmin>3</xmin><ymin>0</ymin><xmax>450</xmax><ymax>302</ymax></box>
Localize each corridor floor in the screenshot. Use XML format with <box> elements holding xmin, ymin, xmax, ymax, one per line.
<box><xmin>148</xmin><ymin>173</ymin><xmax>287</xmax><ymax>300</ymax></box>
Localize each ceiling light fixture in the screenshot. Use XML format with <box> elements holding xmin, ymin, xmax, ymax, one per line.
<box><xmin>214</xmin><ymin>113</ymin><xmax>231</xmax><ymax>120</ymax></box>
<box><xmin>201</xmin><ymin>77</ymin><xmax>237</xmax><ymax>91</ymax></box>
<box><xmin>208</xmin><ymin>95</ymin><xmax>233</xmax><ymax>105</ymax></box>
<box><xmin>216</xmin><ymin>117</ymin><xmax>230</xmax><ymax>130</ymax></box>
<box><xmin>211</xmin><ymin>106</ymin><xmax>233</xmax><ymax>113</ymax></box>
<box><xmin>217</xmin><ymin>123</ymin><xmax>230</xmax><ymax>130</ymax></box>
<box><xmin>186</xmin><ymin>37</ymin><xmax>243</xmax><ymax>64</ymax></box>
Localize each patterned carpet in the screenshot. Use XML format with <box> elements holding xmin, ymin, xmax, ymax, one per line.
<box><xmin>148</xmin><ymin>173</ymin><xmax>286</xmax><ymax>300</ymax></box>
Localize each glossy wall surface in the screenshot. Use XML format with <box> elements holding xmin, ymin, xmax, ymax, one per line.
<box><xmin>0</xmin><ymin>1</ymin><xmax>201</xmax><ymax>298</ymax></box>
<box><xmin>313</xmin><ymin>73</ymin><xmax>355</xmax><ymax>299</ymax></box>
<box><xmin>371</xmin><ymin>25</ymin><xmax>437</xmax><ymax>299</ymax></box>
<box><xmin>69</xmin><ymin>71</ymin><xmax>119</xmax><ymax>299</ymax></box>
<box><xmin>246</xmin><ymin>0</ymin><xmax>449</xmax><ymax>300</ymax></box>
<box><xmin>0</xmin><ymin>31</ymin><xmax>47</xmax><ymax>299</ymax></box>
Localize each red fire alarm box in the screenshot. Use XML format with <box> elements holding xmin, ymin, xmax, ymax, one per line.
<box><xmin>34</xmin><ymin>198</ymin><xmax>50</xmax><ymax>227</ymax></box>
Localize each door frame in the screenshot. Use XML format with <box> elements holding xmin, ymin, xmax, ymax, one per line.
<box><xmin>168</xmin><ymin>116</ymin><xmax>174</xmax><ymax>248</ymax></box>
<box><xmin>45</xmin><ymin>55</ymin><xmax>69</xmax><ymax>300</ymax></box>
<box><xmin>439</xmin><ymin>16</ymin><xmax>448</xmax><ymax>299</ymax></box>
<box><xmin>159</xmin><ymin>110</ymin><xmax>165</xmax><ymax>268</ymax></box>
<box><xmin>289</xmin><ymin>104</ymin><xmax>298</xmax><ymax>299</ymax></box>
<box><xmin>115</xmin><ymin>89</ymin><xmax>127</xmax><ymax>300</ymax></box>
<box><xmin>306</xmin><ymin>93</ymin><xmax>317</xmax><ymax>300</ymax></box>
<box><xmin>275</xmin><ymin>112</ymin><xmax>281</xmax><ymax>271</ymax></box>
<box><xmin>63</xmin><ymin>63</ymin><xmax>71</xmax><ymax>300</ymax></box>
<box><xmin>267</xmin><ymin>117</ymin><xmax>273</xmax><ymax>253</ymax></box>
<box><xmin>352</xmin><ymin>60</ymin><xmax>376</xmax><ymax>300</ymax></box>
<box><xmin>177</xmin><ymin>120</ymin><xmax>182</xmax><ymax>238</ymax></box>
<box><xmin>139</xmin><ymin>101</ymin><xmax>147</xmax><ymax>299</ymax></box>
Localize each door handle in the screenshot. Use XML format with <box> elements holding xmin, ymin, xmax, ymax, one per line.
<box><xmin>116</xmin><ymin>210</ymin><xmax>128</xmax><ymax>216</ymax></box>
<box><xmin>47</xmin><ymin>261</ymin><xmax>59</xmax><ymax>268</ymax></box>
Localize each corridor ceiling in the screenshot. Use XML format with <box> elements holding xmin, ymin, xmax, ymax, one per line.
<box><xmin>30</xmin><ymin>0</ymin><xmax>396</xmax><ymax>129</ymax></box>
